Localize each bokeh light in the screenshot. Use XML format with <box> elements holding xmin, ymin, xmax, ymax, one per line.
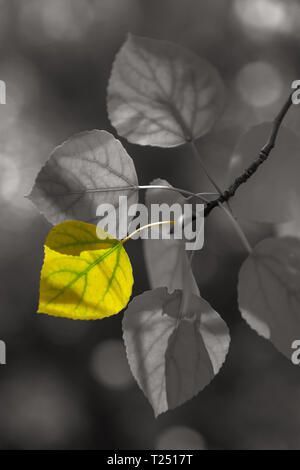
<box><xmin>156</xmin><ymin>426</ymin><xmax>206</xmax><ymax>450</ymax></box>
<box><xmin>0</xmin><ymin>155</ymin><xmax>20</xmax><ymax>200</ymax></box>
<box><xmin>18</xmin><ymin>0</ymin><xmax>95</xmax><ymax>43</ymax></box>
<box><xmin>90</xmin><ymin>339</ymin><xmax>134</xmax><ymax>390</ymax></box>
<box><xmin>276</xmin><ymin>192</ymin><xmax>300</xmax><ymax>238</ymax></box>
<box><xmin>233</xmin><ymin>0</ymin><xmax>293</xmax><ymax>35</ymax></box>
<box><xmin>235</xmin><ymin>61</ymin><xmax>283</xmax><ymax>108</ymax></box>
<box><xmin>17</xmin><ymin>0</ymin><xmax>141</xmax><ymax>46</ymax></box>
<box><xmin>0</xmin><ymin>370</ymin><xmax>87</xmax><ymax>449</ymax></box>
<box><xmin>0</xmin><ymin>56</ymin><xmax>50</xmax><ymax>230</ymax></box>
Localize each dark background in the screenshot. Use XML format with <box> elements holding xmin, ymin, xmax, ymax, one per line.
<box><xmin>1</xmin><ymin>0</ymin><xmax>300</xmax><ymax>450</ymax></box>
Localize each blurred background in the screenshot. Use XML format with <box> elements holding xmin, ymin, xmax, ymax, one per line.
<box><xmin>1</xmin><ymin>0</ymin><xmax>300</xmax><ymax>450</ymax></box>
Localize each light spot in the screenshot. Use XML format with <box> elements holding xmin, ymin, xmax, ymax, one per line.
<box><xmin>235</xmin><ymin>62</ymin><xmax>282</xmax><ymax>108</ymax></box>
<box><xmin>90</xmin><ymin>339</ymin><xmax>133</xmax><ymax>390</ymax></box>
<box><xmin>0</xmin><ymin>371</ymin><xmax>86</xmax><ymax>448</ymax></box>
<box><xmin>233</xmin><ymin>0</ymin><xmax>292</xmax><ymax>34</ymax></box>
<box><xmin>156</xmin><ymin>426</ymin><xmax>206</xmax><ymax>450</ymax></box>
<box><xmin>0</xmin><ymin>155</ymin><xmax>20</xmax><ymax>200</ymax></box>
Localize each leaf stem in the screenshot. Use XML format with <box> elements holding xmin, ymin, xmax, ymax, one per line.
<box><xmin>190</xmin><ymin>140</ymin><xmax>233</xmax><ymax>213</ymax></box>
<box><xmin>53</xmin><ymin>185</ymin><xmax>216</xmax><ymax>204</ymax></box>
<box><xmin>138</xmin><ymin>184</ymin><xmax>216</xmax><ymax>202</ymax></box>
<box><xmin>190</xmin><ymin>140</ymin><xmax>224</xmax><ymax>195</ymax></box>
<box><xmin>217</xmin><ymin>203</ymin><xmax>252</xmax><ymax>254</ymax></box>
<box><xmin>205</xmin><ymin>91</ymin><xmax>294</xmax><ymax>217</ymax></box>
<box><xmin>121</xmin><ymin>220</ymin><xmax>174</xmax><ymax>244</ymax></box>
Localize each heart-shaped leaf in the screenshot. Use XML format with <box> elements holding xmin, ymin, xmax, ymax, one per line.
<box><xmin>107</xmin><ymin>34</ymin><xmax>225</xmax><ymax>147</ymax></box>
<box><xmin>38</xmin><ymin>220</ymin><xmax>133</xmax><ymax>320</ymax></box>
<box><xmin>123</xmin><ymin>287</ymin><xmax>230</xmax><ymax>416</ymax></box>
<box><xmin>29</xmin><ymin>130</ymin><xmax>138</xmax><ymax>231</ymax></box>
<box><xmin>143</xmin><ymin>179</ymin><xmax>200</xmax><ymax>296</ymax></box>
<box><xmin>238</xmin><ymin>237</ymin><xmax>300</xmax><ymax>360</ymax></box>
<box><xmin>229</xmin><ymin>123</ymin><xmax>300</xmax><ymax>223</ymax></box>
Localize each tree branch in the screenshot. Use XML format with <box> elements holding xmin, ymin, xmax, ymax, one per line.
<box><xmin>204</xmin><ymin>92</ymin><xmax>294</xmax><ymax>217</ymax></box>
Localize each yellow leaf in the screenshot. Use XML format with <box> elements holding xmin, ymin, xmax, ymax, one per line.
<box><xmin>38</xmin><ymin>221</ymin><xmax>134</xmax><ymax>320</ymax></box>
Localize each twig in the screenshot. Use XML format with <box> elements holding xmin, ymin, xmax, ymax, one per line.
<box><xmin>204</xmin><ymin>92</ymin><xmax>294</xmax><ymax>217</ymax></box>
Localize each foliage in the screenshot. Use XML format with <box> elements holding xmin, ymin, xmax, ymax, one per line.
<box><xmin>38</xmin><ymin>220</ymin><xmax>133</xmax><ymax>320</ymax></box>
<box><xmin>30</xmin><ymin>33</ymin><xmax>300</xmax><ymax>416</ymax></box>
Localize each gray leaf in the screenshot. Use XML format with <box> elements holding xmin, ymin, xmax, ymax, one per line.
<box><xmin>29</xmin><ymin>130</ymin><xmax>138</xmax><ymax>232</ymax></box>
<box><xmin>108</xmin><ymin>34</ymin><xmax>225</xmax><ymax>147</ymax></box>
<box><xmin>143</xmin><ymin>179</ymin><xmax>200</xmax><ymax>296</ymax></box>
<box><xmin>238</xmin><ymin>237</ymin><xmax>300</xmax><ymax>360</ymax></box>
<box><xmin>123</xmin><ymin>288</ymin><xmax>230</xmax><ymax>416</ymax></box>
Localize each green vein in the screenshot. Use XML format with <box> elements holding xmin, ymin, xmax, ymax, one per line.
<box><xmin>45</xmin><ymin>242</ymin><xmax>122</xmax><ymax>307</ymax></box>
<box><xmin>102</xmin><ymin>244</ymin><xmax>122</xmax><ymax>301</ymax></box>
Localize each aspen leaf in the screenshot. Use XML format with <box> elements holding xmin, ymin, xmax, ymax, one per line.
<box><xmin>29</xmin><ymin>130</ymin><xmax>138</xmax><ymax>231</ymax></box>
<box><xmin>143</xmin><ymin>179</ymin><xmax>200</xmax><ymax>296</ymax></box>
<box><xmin>238</xmin><ymin>237</ymin><xmax>300</xmax><ymax>360</ymax></box>
<box><xmin>229</xmin><ymin>123</ymin><xmax>300</xmax><ymax>223</ymax></box>
<box><xmin>123</xmin><ymin>288</ymin><xmax>230</xmax><ymax>416</ymax></box>
<box><xmin>107</xmin><ymin>34</ymin><xmax>225</xmax><ymax>147</ymax></box>
<box><xmin>38</xmin><ymin>220</ymin><xmax>133</xmax><ymax>320</ymax></box>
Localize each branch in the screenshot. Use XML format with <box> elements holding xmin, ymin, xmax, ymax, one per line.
<box><xmin>204</xmin><ymin>92</ymin><xmax>294</xmax><ymax>217</ymax></box>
